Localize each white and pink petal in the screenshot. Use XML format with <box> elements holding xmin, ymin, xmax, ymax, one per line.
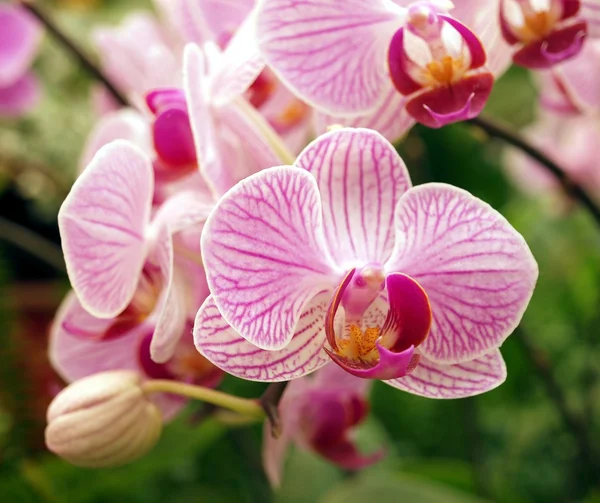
<box><xmin>58</xmin><ymin>141</ymin><xmax>154</xmax><ymax>319</ymax></box>
<box><xmin>193</xmin><ymin>295</ymin><xmax>330</xmax><ymax>381</ymax></box>
<box><xmin>296</xmin><ymin>128</ymin><xmax>412</xmax><ymax>268</ymax></box>
<box><xmin>386</xmin><ymin>349</ymin><xmax>507</xmax><ymax>398</ymax></box>
<box><xmin>386</xmin><ymin>183</ymin><xmax>538</xmax><ymax>364</ymax></box>
<box><xmin>201</xmin><ymin>166</ymin><xmax>339</xmax><ymax>350</ymax></box>
<box><xmin>256</xmin><ymin>0</ymin><xmax>403</xmax><ymax>115</ymax></box>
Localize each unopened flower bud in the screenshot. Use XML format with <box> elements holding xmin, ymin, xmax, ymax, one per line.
<box><xmin>45</xmin><ymin>371</ymin><xmax>162</xmax><ymax>468</ymax></box>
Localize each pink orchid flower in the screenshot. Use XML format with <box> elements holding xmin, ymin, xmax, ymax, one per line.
<box><xmin>255</xmin><ymin>0</ymin><xmax>510</xmax><ymax>130</ymax></box>
<box><xmin>263</xmin><ymin>364</ymin><xmax>383</xmax><ymax>487</ymax></box>
<box><xmin>500</xmin><ymin>0</ymin><xmax>600</xmax><ymax>69</ymax></box>
<box><xmin>0</xmin><ymin>5</ymin><xmax>42</xmax><ymax>117</ymax></box>
<box><xmin>194</xmin><ymin>127</ymin><xmax>538</xmax><ymax>397</ymax></box>
<box><xmin>59</xmin><ymin>140</ymin><xmax>213</xmax><ymax>363</ymax></box>
<box><xmin>50</xmin><ymin>292</ymin><xmax>222</xmax><ymax>422</ymax></box>
<box><xmin>537</xmin><ymin>38</ymin><xmax>600</xmax><ymax>114</ymax></box>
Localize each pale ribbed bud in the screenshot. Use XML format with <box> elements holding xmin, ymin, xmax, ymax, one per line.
<box><xmin>45</xmin><ymin>371</ymin><xmax>162</xmax><ymax>468</ymax></box>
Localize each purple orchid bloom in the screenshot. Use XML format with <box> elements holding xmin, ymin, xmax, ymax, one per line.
<box><xmin>194</xmin><ymin>127</ymin><xmax>538</xmax><ymax>397</ymax></box>
<box><xmin>58</xmin><ymin>141</ymin><xmax>214</xmax><ymax>363</ymax></box>
<box><xmin>263</xmin><ymin>364</ymin><xmax>383</xmax><ymax>486</ymax></box>
<box><xmin>0</xmin><ymin>5</ymin><xmax>42</xmax><ymax>117</ymax></box>
<box><xmin>50</xmin><ymin>292</ymin><xmax>223</xmax><ymax>421</ymax></box>
<box><xmin>500</xmin><ymin>0</ymin><xmax>600</xmax><ymax>68</ymax></box>
<box><xmin>255</xmin><ymin>0</ymin><xmax>510</xmax><ymax>129</ymax></box>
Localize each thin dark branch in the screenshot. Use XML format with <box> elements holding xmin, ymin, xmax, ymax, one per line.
<box><xmin>259</xmin><ymin>382</ymin><xmax>288</xmax><ymax>438</ymax></box>
<box><xmin>19</xmin><ymin>0</ymin><xmax>131</xmax><ymax>108</ymax></box>
<box><xmin>515</xmin><ymin>328</ymin><xmax>597</xmax><ymax>474</ymax></box>
<box><xmin>469</xmin><ymin>115</ymin><xmax>600</xmax><ymax>226</ymax></box>
<box><xmin>0</xmin><ymin>217</ymin><xmax>65</xmax><ymax>272</ymax></box>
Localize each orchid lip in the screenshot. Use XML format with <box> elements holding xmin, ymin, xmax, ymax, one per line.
<box><xmin>406</xmin><ymin>72</ymin><xmax>494</xmax><ymax>128</ymax></box>
<box><xmin>324</xmin><ymin>271</ymin><xmax>432</xmax><ymax>380</ymax></box>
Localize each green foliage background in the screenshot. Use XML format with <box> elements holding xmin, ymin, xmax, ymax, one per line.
<box><xmin>0</xmin><ymin>1</ymin><xmax>598</xmax><ymax>502</ymax></box>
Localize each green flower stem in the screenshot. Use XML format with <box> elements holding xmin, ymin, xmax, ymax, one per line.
<box><xmin>142</xmin><ymin>380</ymin><xmax>265</xmax><ymax>420</ymax></box>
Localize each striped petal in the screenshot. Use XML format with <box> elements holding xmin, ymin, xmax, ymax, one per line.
<box><xmin>256</xmin><ymin>0</ymin><xmax>403</xmax><ymax>115</ymax></box>
<box><xmin>314</xmin><ymin>86</ymin><xmax>415</xmax><ymax>144</ymax></box>
<box><xmin>58</xmin><ymin>141</ymin><xmax>154</xmax><ymax>319</ymax></box>
<box><xmin>193</xmin><ymin>295</ymin><xmax>329</xmax><ymax>381</ymax></box>
<box><xmin>386</xmin><ymin>184</ymin><xmax>538</xmax><ymax>364</ymax></box>
<box><xmin>296</xmin><ymin>128</ymin><xmax>412</xmax><ymax>268</ymax></box>
<box><xmin>201</xmin><ymin>166</ymin><xmax>339</xmax><ymax>350</ymax></box>
<box><xmin>386</xmin><ymin>349</ymin><xmax>507</xmax><ymax>398</ymax></box>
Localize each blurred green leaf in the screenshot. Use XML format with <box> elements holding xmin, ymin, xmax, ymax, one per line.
<box><xmin>321</xmin><ymin>472</ymin><xmax>488</xmax><ymax>503</ymax></box>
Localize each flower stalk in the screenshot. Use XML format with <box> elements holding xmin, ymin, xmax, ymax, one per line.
<box><xmin>141</xmin><ymin>380</ymin><xmax>265</xmax><ymax>420</ymax></box>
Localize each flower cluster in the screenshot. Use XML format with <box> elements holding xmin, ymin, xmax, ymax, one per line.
<box><xmin>45</xmin><ymin>0</ymin><xmax>552</xmax><ymax>477</ymax></box>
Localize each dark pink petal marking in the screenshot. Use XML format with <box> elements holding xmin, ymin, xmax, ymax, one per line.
<box><xmin>296</xmin><ymin>128</ymin><xmax>412</xmax><ymax>267</ymax></box>
<box><xmin>201</xmin><ymin>166</ymin><xmax>339</xmax><ymax>350</ymax></box>
<box><xmin>193</xmin><ymin>295</ymin><xmax>330</xmax><ymax>381</ymax></box>
<box><xmin>386</xmin><ymin>349</ymin><xmax>507</xmax><ymax>398</ymax></box>
<box><xmin>58</xmin><ymin>141</ymin><xmax>154</xmax><ymax>319</ymax></box>
<box><xmin>386</xmin><ymin>183</ymin><xmax>538</xmax><ymax>364</ymax></box>
<box><xmin>256</xmin><ymin>0</ymin><xmax>403</xmax><ymax>115</ymax></box>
